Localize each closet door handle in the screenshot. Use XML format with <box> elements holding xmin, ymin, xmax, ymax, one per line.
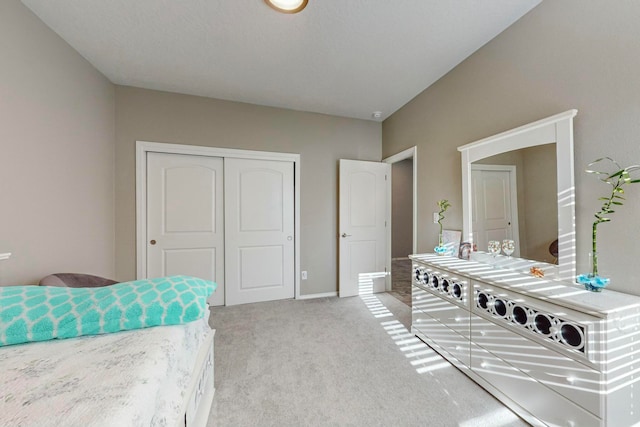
<box><xmin>150</xmin><ymin>240</ymin><xmax>156</xmax><ymax>245</ymax></box>
<box><xmin>341</xmin><ymin>233</ymin><xmax>352</xmax><ymax>238</ymax></box>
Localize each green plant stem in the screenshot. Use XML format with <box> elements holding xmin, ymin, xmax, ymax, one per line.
<box><xmin>585</xmin><ymin>157</ymin><xmax>640</xmax><ymax>279</ymax></box>
<box><xmin>592</xmin><ymin>222</ymin><xmax>598</xmax><ymax>277</ymax></box>
<box><xmin>436</xmin><ymin>199</ymin><xmax>450</xmax><ymax>248</ymax></box>
<box><xmin>591</xmin><ymin>171</ymin><xmax>621</xmax><ymax>277</ymax></box>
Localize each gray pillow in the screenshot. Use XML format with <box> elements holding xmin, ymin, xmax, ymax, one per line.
<box><xmin>39</xmin><ymin>273</ymin><xmax>118</xmax><ymax>288</ymax></box>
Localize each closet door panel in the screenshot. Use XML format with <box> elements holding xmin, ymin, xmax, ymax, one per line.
<box><xmin>225</xmin><ymin>158</ymin><xmax>294</xmax><ymax>306</ymax></box>
<box><xmin>147</xmin><ymin>153</ymin><xmax>225</xmax><ymax>306</ymax></box>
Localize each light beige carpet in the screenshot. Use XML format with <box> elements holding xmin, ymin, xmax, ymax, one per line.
<box><xmin>207</xmin><ymin>293</ymin><xmax>529</xmax><ymax>427</ymax></box>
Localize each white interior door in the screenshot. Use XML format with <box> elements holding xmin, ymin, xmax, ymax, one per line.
<box><xmin>224</xmin><ymin>158</ymin><xmax>295</xmax><ymax>306</ymax></box>
<box><xmin>339</xmin><ymin>159</ymin><xmax>389</xmax><ymax>297</ymax></box>
<box><xmin>147</xmin><ymin>152</ymin><xmax>225</xmax><ymax>306</ymax></box>
<box><xmin>471</xmin><ymin>165</ymin><xmax>519</xmax><ymax>256</ymax></box>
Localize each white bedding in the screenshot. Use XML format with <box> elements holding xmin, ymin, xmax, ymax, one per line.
<box><xmin>0</xmin><ymin>316</ymin><xmax>211</xmax><ymax>427</ymax></box>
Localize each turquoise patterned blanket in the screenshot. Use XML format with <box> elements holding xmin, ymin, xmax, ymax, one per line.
<box><xmin>0</xmin><ymin>276</ymin><xmax>216</xmax><ymax>347</ymax></box>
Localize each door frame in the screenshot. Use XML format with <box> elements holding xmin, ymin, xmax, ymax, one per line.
<box><xmin>470</xmin><ymin>163</ymin><xmax>520</xmax><ymax>255</ymax></box>
<box><xmin>383</xmin><ymin>146</ymin><xmax>417</xmax><ymax>291</ymax></box>
<box><xmin>135</xmin><ymin>140</ymin><xmax>302</xmax><ymax>300</ymax></box>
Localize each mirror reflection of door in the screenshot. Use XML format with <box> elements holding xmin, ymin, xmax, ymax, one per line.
<box><xmin>471</xmin><ymin>144</ymin><xmax>558</xmax><ymax>263</ymax></box>
<box><xmin>471</xmin><ymin>165</ymin><xmax>520</xmax><ymax>256</ymax></box>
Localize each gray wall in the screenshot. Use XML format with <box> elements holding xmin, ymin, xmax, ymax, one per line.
<box><xmin>0</xmin><ymin>0</ymin><xmax>115</xmax><ymax>285</ymax></box>
<box><xmin>115</xmin><ymin>86</ymin><xmax>381</xmax><ymax>295</ymax></box>
<box><xmin>392</xmin><ymin>159</ymin><xmax>413</xmax><ymax>258</ymax></box>
<box><xmin>383</xmin><ymin>0</ymin><xmax>640</xmax><ymax>295</ymax></box>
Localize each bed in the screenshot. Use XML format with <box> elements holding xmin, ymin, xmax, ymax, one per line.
<box><xmin>0</xmin><ymin>278</ymin><xmax>216</xmax><ymax>427</ymax></box>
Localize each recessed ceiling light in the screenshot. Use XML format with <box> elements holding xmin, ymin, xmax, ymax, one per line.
<box><xmin>264</xmin><ymin>0</ymin><xmax>308</xmax><ymax>14</ymax></box>
<box><xmin>372</xmin><ymin>111</ymin><xmax>383</xmax><ymax>119</ymax></box>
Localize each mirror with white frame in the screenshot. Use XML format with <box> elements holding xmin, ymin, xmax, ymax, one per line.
<box><xmin>457</xmin><ymin>110</ymin><xmax>577</xmax><ymax>281</ymax></box>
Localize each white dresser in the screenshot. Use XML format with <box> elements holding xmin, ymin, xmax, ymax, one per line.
<box><xmin>410</xmin><ymin>253</ymin><xmax>640</xmax><ymax>427</ymax></box>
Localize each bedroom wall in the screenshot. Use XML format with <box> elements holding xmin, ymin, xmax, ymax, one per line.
<box><xmin>0</xmin><ymin>0</ymin><xmax>115</xmax><ymax>285</ymax></box>
<box><xmin>114</xmin><ymin>86</ymin><xmax>381</xmax><ymax>296</ymax></box>
<box><xmin>382</xmin><ymin>0</ymin><xmax>640</xmax><ymax>295</ymax></box>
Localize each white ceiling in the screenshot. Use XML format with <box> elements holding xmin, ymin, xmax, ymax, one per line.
<box><xmin>21</xmin><ymin>0</ymin><xmax>540</xmax><ymax>121</ymax></box>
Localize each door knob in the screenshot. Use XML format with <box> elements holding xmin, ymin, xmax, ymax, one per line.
<box><xmin>150</xmin><ymin>240</ymin><xmax>156</xmax><ymax>245</ymax></box>
<box><xmin>341</xmin><ymin>233</ymin><xmax>352</xmax><ymax>238</ymax></box>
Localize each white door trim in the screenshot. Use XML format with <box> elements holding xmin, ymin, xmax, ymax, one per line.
<box><xmin>136</xmin><ymin>140</ymin><xmax>301</xmax><ymax>300</ymax></box>
<box><xmin>383</xmin><ymin>146</ymin><xmax>417</xmax><ymax>291</ymax></box>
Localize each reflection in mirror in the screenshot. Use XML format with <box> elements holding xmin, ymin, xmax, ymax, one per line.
<box><xmin>458</xmin><ymin>110</ymin><xmax>577</xmax><ymax>281</ymax></box>
<box><xmin>471</xmin><ymin>143</ymin><xmax>558</xmax><ymax>264</ymax></box>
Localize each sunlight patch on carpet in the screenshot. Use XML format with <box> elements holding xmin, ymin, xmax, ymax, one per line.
<box><xmin>458</xmin><ymin>407</ymin><xmax>521</xmax><ymax>427</ymax></box>
<box><xmin>360</xmin><ymin>294</ymin><xmax>451</xmax><ymax>374</ymax></box>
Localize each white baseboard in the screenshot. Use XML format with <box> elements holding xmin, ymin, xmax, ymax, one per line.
<box><xmin>297</xmin><ymin>291</ymin><xmax>338</xmax><ymax>300</ymax></box>
<box><xmin>392</xmin><ymin>257</ymin><xmax>410</xmax><ymax>261</ymax></box>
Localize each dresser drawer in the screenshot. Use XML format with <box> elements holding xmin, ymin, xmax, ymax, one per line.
<box><xmin>472</xmin><ymin>282</ymin><xmax>601</xmax><ymax>364</ymax></box>
<box><xmin>471</xmin><ymin>343</ymin><xmax>601</xmax><ymax>427</ymax></box>
<box><xmin>412</xmin><ymin>284</ymin><xmax>433</xmax><ymax>312</ymax></box>
<box><xmin>185</xmin><ymin>340</ymin><xmax>215</xmax><ymax>426</ymax></box>
<box><xmin>413</xmin><ymin>308</ymin><xmax>470</xmax><ymax>367</ymax></box>
<box><xmin>413</xmin><ymin>265</ymin><xmax>469</xmax><ymax>308</ymax></box>
<box><xmin>472</xmin><ymin>314</ymin><xmax>602</xmax><ymax>418</ymax></box>
<box><xmin>413</xmin><ymin>285</ymin><xmax>470</xmax><ymax>337</ymax></box>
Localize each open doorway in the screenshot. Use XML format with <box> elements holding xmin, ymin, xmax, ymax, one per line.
<box><xmin>383</xmin><ymin>147</ymin><xmax>417</xmax><ymax>307</ymax></box>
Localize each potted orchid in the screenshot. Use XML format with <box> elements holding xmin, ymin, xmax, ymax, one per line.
<box><xmin>577</xmin><ymin>157</ymin><xmax>640</xmax><ymax>291</ymax></box>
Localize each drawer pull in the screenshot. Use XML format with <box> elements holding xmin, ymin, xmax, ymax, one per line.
<box><xmin>566</xmin><ymin>376</ymin><xmax>576</xmax><ymax>384</ymax></box>
<box><xmin>480</xmin><ymin>330</ymin><xmax>487</xmax><ymax>336</ymax></box>
<box><xmin>617</xmin><ymin>316</ymin><xmax>640</xmax><ymax>331</ymax></box>
<box><xmin>480</xmin><ymin>362</ymin><xmax>488</xmax><ymax>369</ymax></box>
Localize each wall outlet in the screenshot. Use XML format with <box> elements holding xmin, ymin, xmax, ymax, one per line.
<box><xmin>433</xmin><ymin>212</ymin><xmax>439</xmax><ymax>223</ymax></box>
<box><xmin>301</xmin><ymin>271</ymin><xmax>308</xmax><ymax>280</ymax></box>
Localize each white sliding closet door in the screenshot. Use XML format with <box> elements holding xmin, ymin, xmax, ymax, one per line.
<box><xmin>146</xmin><ymin>152</ymin><xmax>225</xmax><ymax>306</ymax></box>
<box><xmin>224</xmin><ymin>158</ymin><xmax>295</xmax><ymax>306</ymax></box>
